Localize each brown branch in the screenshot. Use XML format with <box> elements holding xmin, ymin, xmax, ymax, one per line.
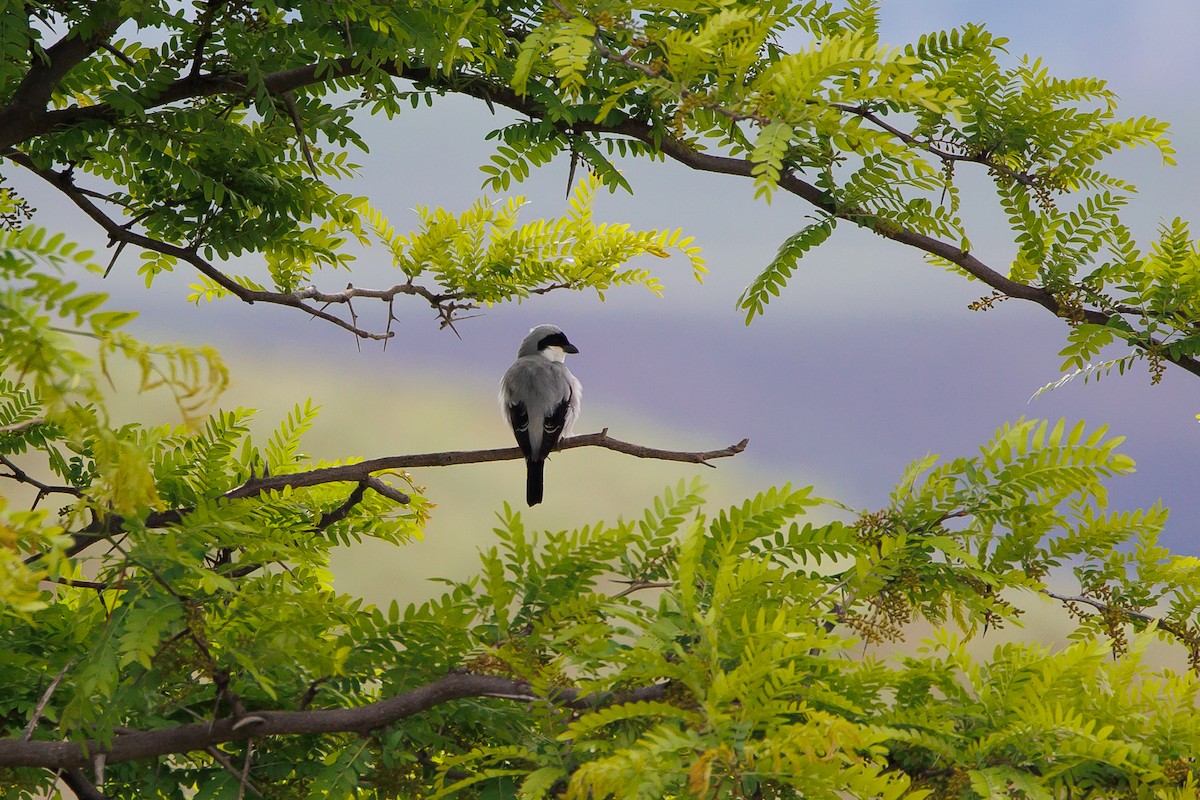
<box><xmin>1044</xmin><ymin>589</ymin><xmax>1198</xmax><ymax>662</ymax></box>
<box><xmin>0</xmin><ymin>673</ymin><xmax>668</xmax><ymax>769</ymax></box>
<box><xmin>829</xmin><ymin>101</ymin><xmax>1039</xmax><ymax>187</ymax></box>
<box><xmin>0</xmin><ymin>7</ymin><xmax>124</xmax><ymax>148</ymax></box>
<box><xmin>282</xmin><ymin>89</ymin><xmax>318</xmax><ymax>178</ymax></box>
<box><xmin>223</xmin><ymin>430</ymin><xmax>749</xmax><ymax>500</ymax></box>
<box><xmin>0</xmin><ymin>453</ymin><xmax>82</xmax><ymax>508</ymax></box>
<box><xmin>0</xmin><ymin>416</ymin><xmax>45</xmax><ymax>434</ymax></box>
<box><xmin>7</xmin><ymin>57</ymin><xmax>367</xmax><ymax>150</ymax></box>
<box><xmin>23</xmin><ymin>658</ymin><xmax>77</xmax><ymax>740</ymax></box>
<box><xmin>41</xmin><ymin>576</ymin><xmax>122</xmax><ymax>590</ymax></box>
<box><xmin>37</xmin><ymin>432</ymin><xmax>743</xmax><ymax>564</ymax></box>
<box><xmin>3</xmin><ymin>149</ymin><xmax>474</xmax><ymax>340</ymax></box>
<box><xmin>1044</xmin><ymin>590</ymin><xmax>1171</xmax><ymax>630</ymax></box>
<box><xmin>205</xmin><ymin>746</ymin><xmax>264</xmax><ymax>799</ymax></box>
<box><xmin>188</xmin><ymin>0</ymin><xmax>228</xmax><ymax>77</ymax></box>
<box><xmin>8</xmin><ymin>16</ymin><xmax>1192</xmax><ymax>374</ymax></box>
<box><xmin>317</xmin><ymin>477</ymin><xmax>408</xmax><ymax>528</ymax></box>
<box><xmin>59</xmin><ymin>768</ymin><xmax>109</xmax><ymax>800</ymax></box>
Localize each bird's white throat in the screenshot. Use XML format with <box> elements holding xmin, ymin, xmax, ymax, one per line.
<box><xmin>540</xmin><ymin>346</ymin><xmax>567</xmax><ymax>363</ymax></box>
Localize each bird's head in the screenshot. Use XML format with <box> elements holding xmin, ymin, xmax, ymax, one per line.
<box><xmin>518</xmin><ymin>324</ymin><xmax>579</xmax><ymax>361</ymax></box>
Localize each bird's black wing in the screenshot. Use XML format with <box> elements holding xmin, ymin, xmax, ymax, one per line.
<box><xmin>506</xmin><ymin>402</ymin><xmax>533</xmax><ymax>460</ymax></box>
<box><xmin>536</xmin><ymin>396</ymin><xmax>571</xmax><ymax>462</ymax></box>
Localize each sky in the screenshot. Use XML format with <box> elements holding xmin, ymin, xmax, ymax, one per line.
<box><xmin>11</xmin><ymin>2</ymin><xmax>1200</xmax><ymax>566</ymax></box>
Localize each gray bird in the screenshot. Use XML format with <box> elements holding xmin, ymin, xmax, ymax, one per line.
<box><xmin>499</xmin><ymin>324</ymin><xmax>582</xmax><ymax>506</ymax></box>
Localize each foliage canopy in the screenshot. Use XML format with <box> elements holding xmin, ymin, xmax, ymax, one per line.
<box><xmin>3</xmin><ymin>1</ymin><xmax>1200</xmax><ymax>799</ymax></box>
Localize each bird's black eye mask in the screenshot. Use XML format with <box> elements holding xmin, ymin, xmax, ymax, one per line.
<box><xmin>538</xmin><ymin>332</ymin><xmax>579</xmax><ymax>353</ymax></box>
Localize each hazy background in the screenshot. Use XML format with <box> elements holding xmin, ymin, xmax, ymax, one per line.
<box><xmin>14</xmin><ymin>2</ymin><xmax>1200</xmax><ymax>605</ymax></box>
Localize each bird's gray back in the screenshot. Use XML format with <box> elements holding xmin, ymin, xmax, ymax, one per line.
<box><xmin>501</xmin><ymin>356</ymin><xmax>573</xmax><ymax>454</ymax></box>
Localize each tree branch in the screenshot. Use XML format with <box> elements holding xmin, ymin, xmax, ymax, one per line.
<box><xmin>223</xmin><ymin>430</ymin><xmax>749</xmax><ymax>500</ymax></box>
<box><xmin>30</xmin><ymin>432</ymin><xmax>745</xmax><ymax>564</ymax></box>
<box><xmin>9</xmin><ymin>17</ymin><xmax>1194</xmax><ymax>374</ymax></box>
<box><xmin>23</xmin><ymin>658</ymin><xmax>77</xmax><ymax>741</ymax></box>
<box><xmin>3</xmin><ymin>149</ymin><xmax>476</xmax><ymax>339</ymax></box>
<box><xmin>0</xmin><ymin>416</ymin><xmax>45</xmax><ymax>434</ymax></box>
<box><xmin>0</xmin><ymin>453</ymin><xmax>82</xmax><ymax>509</ymax></box>
<box><xmin>1044</xmin><ymin>589</ymin><xmax>1199</xmax><ymax>664</ymax></box>
<box><xmin>1044</xmin><ymin>590</ymin><xmax>1185</xmax><ymax>634</ymax></box>
<box><xmin>0</xmin><ymin>673</ymin><xmax>668</xmax><ymax>769</ymax></box>
<box><xmin>59</xmin><ymin>767</ymin><xmax>110</xmax><ymax>800</ymax></box>
<box><xmin>0</xmin><ymin>6</ymin><xmax>124</xmax><ymax>148</ymax></box>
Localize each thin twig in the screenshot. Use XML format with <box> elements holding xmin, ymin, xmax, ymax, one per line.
<box><xmin>610</xmin><ymin>579</ymin><xmax>673</xmax><ymax>599</ymax></box>
<box><xmin>1044</xmin><ymin>590</ymin><xmax>1194</xmax><ymax>643</ymax></box>
<box><xmin>205</xmin><ymin>746</ymin><xmax>264</xmax><ymax>799</ymax></box>
<box><xmin>0</xmin><ymin>417</ymin><xmax>45</xmax><ymax>434</ymax></box>
<box><xmin>23</xmin><ymin>657</ymin><xmax>77</xmax><ymax>740</ymax></box>
<box><xmin>43</xmin><ymin>576</ymin><xmax>122</xmax><ymax>591</ymax></box>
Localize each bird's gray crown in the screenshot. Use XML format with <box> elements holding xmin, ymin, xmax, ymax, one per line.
<box><xmin>517</xmin><ymin>324</ymin><xmax>579</xmax><ymax>357</ymax></box>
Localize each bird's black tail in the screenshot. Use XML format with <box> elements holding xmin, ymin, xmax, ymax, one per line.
<box><xmin>526</xmin><ymin>459</ymin><xmax>544</xmax><ymax>506</ymax></box>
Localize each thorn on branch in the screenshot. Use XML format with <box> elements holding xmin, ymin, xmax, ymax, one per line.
<box><xmin>230</xmin><ymin>716</ymin><xmax>266</xmax><ymax>732</ymax></box>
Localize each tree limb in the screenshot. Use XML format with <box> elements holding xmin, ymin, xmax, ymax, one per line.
<box><xmin>0</xmin><ymin>416</ymin><xmax>45</xmax><ymax>434</ymax></box>
<box><xmin>59</xmin><ymin>767</ymin><xmax>110</xmax><ymax>800</ymax></box>
<box><xmin>223</xmin><ymin>430</ymin><xmax>749</xmax><ymax>500</ymax></box>
<box><xmin>0</xmin><ymin>673</ymin><xmax>668</xmax><ymax>769</ymax></box>
<box><xmin>0</xmin><ymin>453</ymin><xmax>82</xmax><ymax>509</ymax></box>
<box><xmin>1044</xmin><ymin>589</ymin><xmax>1199</xmax><ymax>664</ymax></box>
<box><xmin>8</xmin><ymin>18</ymin><xmax>1194</xmax><ymax>374</ymax></box>
<box><xmin>3</xmin><ymin>149</ymin><xmax>471</xmax><ymax>339</ymax></box>
<box><xmin>29</xmin><ymin>432</ymin><xmax>745</xmax><ymax>564</ymax></box>
<box><xmin>0</xmin><ymin>6</ymin><xmax>124</xmax><ymax>148</ymax></box>
<box><xmin>1044</xmin><ymin>590</ymin><xmax>1179</xmax><ymax>632</ymax></box>
<box><xmin>23</xmin><ymin>657</ymin><xmax>77</xmax><ymax>740</ymax></box>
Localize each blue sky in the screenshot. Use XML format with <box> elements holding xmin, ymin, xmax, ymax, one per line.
<box><xmin>12</xmin><ymin>3</ymin><xmax>1200</xmax><ymax>558</ymax></box>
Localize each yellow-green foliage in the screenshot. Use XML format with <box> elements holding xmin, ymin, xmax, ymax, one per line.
<box><xmin>6</xmin><ymin>224</ymin><xmax>1200</xmax><ymax>796</ymax></box>
<box><xmin>6</xmin><ymin>2</ymin><xmax>1200</xmax><ymax>798</ymax></box>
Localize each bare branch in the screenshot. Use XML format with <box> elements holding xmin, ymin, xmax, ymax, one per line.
<box><xmin>0</xmin><ymin>673</ymin><xmax>669</xmax><ymax>769</ymax></box>
<box><xmin>3</xmin><ymin>149</ymin><xmax>469</xmax><ymax>340</ymax></box>
<box><xmin>189</xmin><ymin>0</ymin><xmax>228</xmax><ymax>77</ymax></box>
<box><xmin>223</xmin><ymin>430</ymin><xmax>749</xmax><ymax>500</ymax></box>
<box><xmin>0</xmin><ymin>416</ymin><xmax>45</xmax><ymax>434</ymax></box>
<box><xmin>205</xmin><ymin>746</ymin><xmax>264</xmax><ymax>799</ymax></box>
<box><xmin>1044</xmin><ymin>590</ymin><xmax>1198</xmax><ymax>658</ymax></box>
<box><xmin>282</xmin><ymin>90</ymin><xmax>319</xmax><ymax>178</ymax></box>
<box><xmin>30</xmin><ymin>432</ymin><xmax>743</xmax><ymax>564</ymax></box>
<box><xmin>0</xmin><ymin>453</ymin><xmax>82</xmax><ymax>508</ymax></box>
<box><xmin>1046</xmin><ymin>592</ymin><xmax>1156</xmax><ymax>628</ymax></box>
<box><xmin>610</xmin><ymin>579</ymin><xmax>673</xmax><ymax>599</ymax></box>
<box><xmin>23</xmin><ymin>658</ymin><xmax>77</xmax><ymax>740</ymax></box>
<box><xmin>40</xmin><ymin>576</ymin><xmax>122</xmax><ymax>591</ymax></box>
<box><xmin>315</xmin><ymin>478</ymin><xmax>409</xmax><ymax>528</ymax></box>
<box><xmin>59</xmin><ymin>768</ymin><xmax>109</xmax><ymax>800</ymax></box>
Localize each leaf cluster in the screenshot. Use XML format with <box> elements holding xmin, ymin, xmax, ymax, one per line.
<box><xmin>4</xmin><ymin>278</ymin><xmax>1200</xmax><ymax>798</ymax></box>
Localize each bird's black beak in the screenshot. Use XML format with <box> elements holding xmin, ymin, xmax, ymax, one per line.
<box><xmin>563</xmin><ymin>342</ymin><xmax>579</xmax><ymax>354</ymax></box>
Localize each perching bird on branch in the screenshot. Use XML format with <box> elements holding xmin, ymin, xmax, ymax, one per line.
<box><xmin>499</xmin><ymin>324</ymin><xmax>582</xmax><ymax>506</ymax></box>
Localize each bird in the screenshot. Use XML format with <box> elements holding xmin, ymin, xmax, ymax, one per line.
<box><xmin>499</xmin><ymin>324</ymin><xmax>582</xmax><ymax>506</ymax></box>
